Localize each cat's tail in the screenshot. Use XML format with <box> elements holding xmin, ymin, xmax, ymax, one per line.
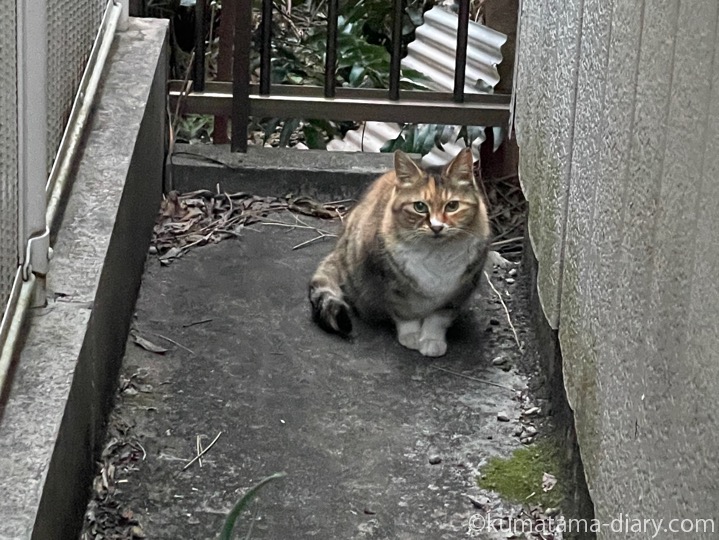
<box><xmin>309</xmin><ymin>252</ymin><xmax>353</xmax><ymax>336</ymax></box>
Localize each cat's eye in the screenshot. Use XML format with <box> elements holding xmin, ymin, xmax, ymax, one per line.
<box><xmin>445</xmin><ymin>201</ymin><xmax>460</xmax><ymax>212</ymax></box>
<box><xmin>413</xmin><ymin>201</ymin><xmax>429</xmax><ymax>213</ymax></box>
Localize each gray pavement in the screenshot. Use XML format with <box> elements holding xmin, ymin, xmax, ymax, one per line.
<box><xmin>87</xmin><ymin>214</ymin><xmax>552</xmax><ymax>539</ymax></box>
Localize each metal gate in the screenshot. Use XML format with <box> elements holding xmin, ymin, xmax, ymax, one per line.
<box><xmin>171</xmin><ymin>0</ymin><xmax>513</xmax><ymax>151</ymax></box>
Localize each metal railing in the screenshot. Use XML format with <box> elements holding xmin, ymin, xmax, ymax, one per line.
<box><xmin>170</xmin><ymin>0</ymin><xmax>512</xmax><ymax>152</ymax></box>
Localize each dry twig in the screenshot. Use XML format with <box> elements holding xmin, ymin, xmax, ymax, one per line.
<box><xmin>196</xmin><ymin>436</ymin><xmax>204</xmax><ymax>468</ymax></box>
<box><xmin>430</xmin><ymin>365</ymin><xmax>515</xmax><ymax>391</ymax></box>
<box><xmin>484</xmin><ymin>271</ymin><xmax>522</xmax><ymax>351</ymax></box>
<box><xmin>152</xmin><ymin>333</ymin><xmax>195</xmax><ymax>356</ymax></box>
<box><xmin>292</xmin><ymin>232</ymin><xmax>337</xmax><ymax>250</ymax></box>
<box><xmin>183</xmin><ymin>431</ymin><xmax>222</xmax><ymax>471</ymax></box>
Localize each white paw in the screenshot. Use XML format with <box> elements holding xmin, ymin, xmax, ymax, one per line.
<box><xmin>419</xmin><ymin>338</ymin><xmax>447</xmax><ymax>357</ymax></box>
<box><xmin>398</xmin><ymin>332</ymin><xmax>421</xmax><ymax>350</ymax></box>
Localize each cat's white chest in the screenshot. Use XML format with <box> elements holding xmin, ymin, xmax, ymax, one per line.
<box><xmin>391</xmin><ymin>238</ymin><xmax>478</xmax><ymax>299</ymax></box>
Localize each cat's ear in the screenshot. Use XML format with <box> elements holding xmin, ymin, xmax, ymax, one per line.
<box><xmin>394</xmin><ymin>150</ymin><xmax>423</xmax><ymax>186</ymax></box>
<box><xmin>444</xmin><ymin>148</ymin><xmax>477</xmax><ymax>187</ymax></box>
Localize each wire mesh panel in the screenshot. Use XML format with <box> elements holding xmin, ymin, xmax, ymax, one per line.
<box><xmin>0</xmin><ymin>0</ymin><xmax>18</xmax><ymax>309</ymax></box>
<box><xmin>46</xmin><ymin>0</ymin><xmax>106</xmax><ymax>170</ymax></box>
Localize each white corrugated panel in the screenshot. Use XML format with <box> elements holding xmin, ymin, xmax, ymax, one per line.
<box><xmin>329</xmin><ymin>6</ymin><xmax>506</xmax><ymax>160</ymax></box>
<box><xmin>403</xmin><ymin>6</ymin><xmax>505</xmax><ymax>92</ymax></box>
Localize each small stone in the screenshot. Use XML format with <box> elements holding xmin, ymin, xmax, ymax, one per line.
<box><xmin>505</xmin><ymin>277</ymin><xmax>516</xmax><ymax>284</ymax></box>
<box><xmin>524</xmin><ymin>426</ymin><xmax>538</xmax><ymax>436</ymax></box>
<box><xmin>148</xmin><ymin>245</ymin><xmax>158</xmax><ymax>255</ymax></box>
<box><xmin>468</xmin><ymin>495</ymin><xmax>491</xmax><ymax>509</ymax></box>
<box><xmin>545</xmin><ymin>507</ymin><xmax>560</xmax><ymax>517</ymax></box>
<box><xmin>508</xmin><ymin>268</ymin><xmax>518</xmax><ymax>277</ymax></box>
<box><xmin>513</xmin><ymin>425</ymin><xmax>523</xmax><ymax>436</ymax></box>
<box><xmin>501</xmin><ymin>363</ymin><xmax>512</xmax><ymax>372</ymax></box>
<box><xmin>520</xmin><ymin>436</ymin><xmax>534</xmax><ymax>445</ymax></box>
<box><xmin>524</xmin><ymin>406</ymin><xmax>541</xmax><ymax>417</ymax></box>
<box><xmin>492</xmin><ymin>356</ymin><xmax>507</xmax><ymax>366</ymax></box>
<box><xmin>489</xmin><ymin>318</ymin><xmax>500</xmax><ymax>326</ymax></box>
<box><xmin>497</xmin><ymin>412</ymin><xmax>511</xmax><ymax>422</ymax></box>
<box><xmin>428</xmin><ymin>454</ymin><xmax>442</xmax><ymax>465</ymax></box>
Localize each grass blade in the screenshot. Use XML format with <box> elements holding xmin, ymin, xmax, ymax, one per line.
<box><xmin>218</xmin><ymin>472</ymin><xmax>286</xmax><ymax>540</ymax></box>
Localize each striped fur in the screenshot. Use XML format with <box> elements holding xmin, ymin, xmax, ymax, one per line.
<box><xmin>309</xmin><ymin>148</ymin><xmax>490</xmax><ymax>356</ymax></box>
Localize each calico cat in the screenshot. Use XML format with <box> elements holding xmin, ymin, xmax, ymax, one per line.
<box><xmin>309</xmin><ymin>148</ymin><xmax>490</xmax><ymax>357</ymax></box>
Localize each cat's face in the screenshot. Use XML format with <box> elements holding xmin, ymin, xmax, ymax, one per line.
<box><xmin>388</xmin><ymin>149</ymin><xmax>487</xmax><ymax>242</ymax></box>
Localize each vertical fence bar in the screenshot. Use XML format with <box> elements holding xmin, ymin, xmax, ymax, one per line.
<box><xmin>17</xmin><ymin>0</ymin><xmax>49</xmax><ymax>306</ymax></box>
<box><xmin>453</xmin><ymin>0</ymin><xmax>469</xmax><ymax>102</ymax></box>
<box><xmin>232</xmin><ymin>0</ymin><xmax>252</xmax><ymax>152</ymax></box>
<box><xmin>259</xmin><ymin>0</ymin><xmax>272</xmax><ymax>95</ymax></box>
<box><xmin>213</xmin><ymin>0</ymin><xmax>235</xmax><ymax>144</ymax></box>
<box><xmin>193</xmin><ymin>0</ymin><xmax>207</xmax><ymax>91</ymax></box>
<box><xmin>324</xmin><ymin>0</ymin><xmax>339</xmax><ymax>98</ymax></box>
<box><xmin>389</xmin><ymin>0</ymin><xmax>404</xmax><ymax>100</ymax></box>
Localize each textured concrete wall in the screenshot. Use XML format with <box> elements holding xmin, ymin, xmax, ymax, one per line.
<box><xmin>515</xmin><ymin>0</ymin><xmax>719</xmax><ymax>537</ymax></box>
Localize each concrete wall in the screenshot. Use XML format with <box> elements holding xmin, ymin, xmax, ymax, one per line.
<box><xmin>515</xmin><ymin>0</ymin><xmax>719</xmax><ymax>537</ymax></box>
<box><xmin>0</xmin><ymin>19</ymin><xmax>167</xmax><ymax>539</ymax></box>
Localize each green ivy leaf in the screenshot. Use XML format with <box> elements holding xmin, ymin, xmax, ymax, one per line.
<box><xmin>302</xmin><ymin>124</ymin><xmax>327</xmax><ymax>149</ymax></box>
<box><xmin>260</xmin><ymin>117</ymin><xmax>282</xmax><ymax>144</ymax></box>
<box><xmin>380</xmin><ymin>134</ymin><xmax>405</xmax><ymax>153</ymax></box>
<box><xmin>349</xmin><ymin>65</ymin><xmax>366</xmax><ymax>87</ymax></box>
<box><xmin>279</xmin><ymin>118</ymin><xmax>301</xmax><ymax>147</ymax></box>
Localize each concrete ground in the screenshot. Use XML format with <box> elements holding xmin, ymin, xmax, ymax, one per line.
<box><xmin>83</xmin><ymin>210</ymin><xmax>560</xmax><ymax>539</ymax></box>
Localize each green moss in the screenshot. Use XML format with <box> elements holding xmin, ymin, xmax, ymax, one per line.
<box><xmin>478</xmin><ymin>439</ymin><xmax>565</xmax><ymax>508</ymax></box>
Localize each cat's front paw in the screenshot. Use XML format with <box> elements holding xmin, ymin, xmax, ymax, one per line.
<box><xmin>398</xmin><ymin>332</ymin><xmax>421</xmax><ymax>351</ymax></box>
<box><xmin>419</xmin><ymin>338</ymin><xmax>447</xmax><ymax>357</ymax></box>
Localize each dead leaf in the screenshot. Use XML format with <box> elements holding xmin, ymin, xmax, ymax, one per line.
<box><xmin>288</xmin><ymin>195</ymin><xmax>336</xmax><ymax>219</ymax></box>
<box><xmin>151</xmin><ymin>191</ymin><xmax>347</xmax><ymax>264</ymax></box>
<box><xmin>159</xmin><ymin>246</ymin><xmax>184</xmax><ymax>265</ymax></box>
<box><xmin>131</xmin><ymin>333</ymin><xmax>169</xmax><ymax>354</ymax></box>
<box><xmin>160</xmin><ymin>191</ymin><xmax>181</xmax><ymax>218</ymax></box>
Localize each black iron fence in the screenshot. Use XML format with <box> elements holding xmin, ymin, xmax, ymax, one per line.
<box><xmin>170</xmin><ymin>0</ymin><xmax>512</xmax><ymax>152</ymax></box>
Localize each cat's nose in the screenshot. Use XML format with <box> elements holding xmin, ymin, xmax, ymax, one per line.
<box><xmin>430</xmin><ymin>224</ymin><xmax>444</xmax><ymax>235</ymax></box>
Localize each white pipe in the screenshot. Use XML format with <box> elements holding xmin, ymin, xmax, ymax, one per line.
<box><xmin>0</xmin><ymin>273</ymin><xmax>35</xmax><ymax>395</ymax></box>
<box><xmin>17</xmin><ymin>0</ymin><xmax>48</xmax><ymax>280</ymax></box>
<box><xmin>46</xmin><ymin>0</ymin><xmax>123</xmax><ymax>230</ymax></box>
